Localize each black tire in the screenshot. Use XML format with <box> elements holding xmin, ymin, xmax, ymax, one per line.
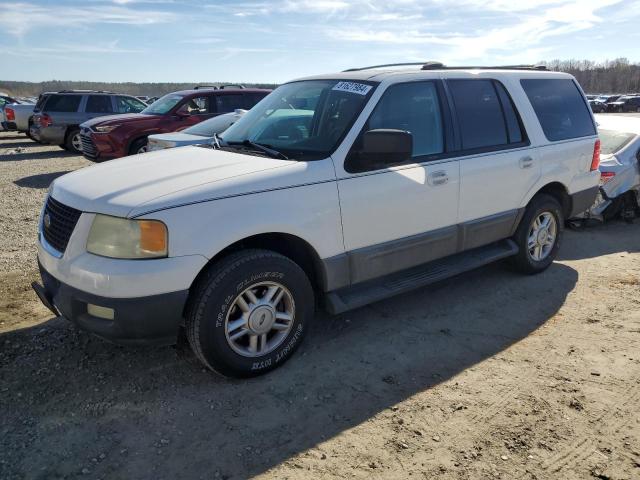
<box><xmin>186</xmin><ymin>249</ymin><xmax>314</xmax><ymax>378</ymax></box>
<box><xmin>129</xmin><ymin>137</ymin><xmax>148</xmax><ymax>155</ymax></box>
<box><xmin>64</xmin><ymin>128</ymin><xmax>82</xmax><ymax>153</ymax></box>
<box><xmin>510</xmin><ymin>194</ymin><xmax>564</xmax><ymax>274</ymax></box>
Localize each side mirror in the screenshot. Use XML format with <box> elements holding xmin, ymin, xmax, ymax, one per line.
<box><xmin>175</xmin><ymin>107</ymin><xmax>190</xmax><ymax>118</ymax></box>
<box><xmin>360</xmin><ymin>129</ymin><xmax>413</xmax><ymax>167</ymax></box>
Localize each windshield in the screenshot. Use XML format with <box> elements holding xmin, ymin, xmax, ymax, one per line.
<box><xmin>184</xmin><ymin>111</ymin><xmax>244</xmax><ymax>137</ymax></box>
<box><xmin>220</xmin><ymin>79</ymin><xmax>377</xmax><ymax>160</ymax></box>
<box><xmin>599</xmin><ymin>129</ymin><xmax>636</xmax><ymax>155</ymax></box>
<box><xmin>142</xmin><ymin>93</ymin><xmax>184</xmax><ymax>115</ymax></box>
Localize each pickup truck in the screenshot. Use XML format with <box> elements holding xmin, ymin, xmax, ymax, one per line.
<box><xmin>1</xmin><ymin>93</ymin><xmax>19</xmax><ymax>131</ymax></box>
<box><xmin>2</xmin><ymin>102</ymin><xmax>37</xmax><ymax>136</ymax></box>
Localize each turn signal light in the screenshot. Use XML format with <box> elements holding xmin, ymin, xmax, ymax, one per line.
<box><xmin>590</xmin><ymin>139</ymin><xmax>601</xmax><ymax>171</ymax></box>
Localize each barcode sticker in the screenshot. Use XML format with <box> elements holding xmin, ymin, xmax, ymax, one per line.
<box><xmin>332</xmin><ymin>81</ymin><xmax>372</xmax><ymax>96</ymax></box>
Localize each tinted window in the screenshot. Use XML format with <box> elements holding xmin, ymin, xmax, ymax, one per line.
<box><xmin>245</xmin><ymin>92</ymin><xmax>268</xmax><ymax>109</ymax></box>
<box><xmin>116</xmin><ymin>96</ymin><xmax>146</xmax><ymax>113</ymax></box>
<box><xmin>521</xmin><ymin>79</ymin><xmax>596</xmax><ymax>141</ymax></box>
<box><xmin>449</xmin><ymin>79</ymin><xmax>508</xmax><ymax>150</ymax></box>
<box><xmin>366</xmin><ymin>81</ymin><xmax>444</xmax><ymax>158</ymax></box>
<box><xmin>44</xmin><ymin>94</ymin><xmax>81</xmax><ymax>113</ymax></box>
<box><xmin>85</xmin><ymin>95</ymin><xmax>113</xmax><ymax>114</ymax></box>
<box><xmin>216</xmin><ymin>94</ymin><xmax>244</xmax><ymax>113</ymax></box>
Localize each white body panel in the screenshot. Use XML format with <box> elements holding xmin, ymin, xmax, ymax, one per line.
<box><xmin>39</xmin><ymin>68</ymin><xmax>601</xmax><ymax>301</ymax></box>
<box><xmin>7</xmin><ymin>103</ymin><xmax>35</xmax><ymax>131</ymax></box>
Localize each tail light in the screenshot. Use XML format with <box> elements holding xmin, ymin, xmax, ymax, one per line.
<box><xmin>40</xmin><ymin>113</ymin><xmax>53</xmax><ymax>128</ymax></box>
<box><xmin>590</xmin><ymin>139</ymin><xmax>601</xmax><ymax>171</ymax></box>
<box><xmin>5</xmin><ymin>107</ymin><xmax>15</xmax><ymax>121</ymax></box>
<box><xmin>600</xmin><ymin>171</ymin><xmax>615</xmax><ymax>184</ymax></box>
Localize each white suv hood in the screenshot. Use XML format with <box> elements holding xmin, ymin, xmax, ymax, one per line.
<box><xmin>50</xmin><ymin>146</ymin><xmax>333</xmax><ymax>218</ymax></box>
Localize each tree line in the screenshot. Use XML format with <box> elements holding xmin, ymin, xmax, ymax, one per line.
<box><xmin>540</xmin><ymin>58</ymin><xmax>640</xmax><ymax>94</ymax></box>
<box><xmin>0</xmin><ymin>80</ymin><xmax>278</xmax><ymax>98</ymax></box>
<box><xmin>2</xmin><ymin>59</ymin><xmax>640</xmax><ymax>98</ymax></box>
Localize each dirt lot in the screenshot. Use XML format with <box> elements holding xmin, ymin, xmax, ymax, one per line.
<box><xmin>1</xmin><ymin>130</ymin><xmax>639</xmax><ymax>480</ymax></box>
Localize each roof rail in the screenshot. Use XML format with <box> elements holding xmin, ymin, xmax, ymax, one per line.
<box><xmin>193</xmin><ymin>84</ymin><xmax>246</xmax><ymax>90</ymax></box>
<box><xmin>219</xmin><ymin>84</ymin><xmax>245</xmax><ymax>90</ymax></box>
<box><xmin>57</xmin><ymin>89</ymin><xmax>115</xmax><ymax>94</ymax></box>
<box><xmin>343</xmin><ymin>61</ymin><xmax>548</xmax><ymax>72</ymax></box>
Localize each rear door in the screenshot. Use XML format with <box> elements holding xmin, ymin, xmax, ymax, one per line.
<box><xmin>450</xmin><ymin>78</ymin><xmax>538</xmax><ymax>250</ymax></box>
<box><xmin>337</xmin><ymin>80</ymin><xmax>460</xmax><ymax>284</ymax></box>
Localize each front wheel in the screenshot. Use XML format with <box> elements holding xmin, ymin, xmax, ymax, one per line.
<box><xmin>129</xmin><ymin>138</ymin><xmax>148</xmax><ymax>155</ymax></box>
<box><xmin>186</xmin><ymin>249</ymin><xmax>314</xmax><ymax>378</ymax></box>
<box><xmin>510</xmin><ymin>194</ymin><xmax>563</xmax><ymax>274</ymax></box>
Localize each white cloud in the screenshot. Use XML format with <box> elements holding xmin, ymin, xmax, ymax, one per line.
<box><xmin>0</xmin><ymin>2</ymin><xmax>173</xmax><ymax>37</ymax></box>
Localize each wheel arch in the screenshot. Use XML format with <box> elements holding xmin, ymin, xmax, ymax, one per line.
<box><xmin>526</xmin><ymin>181</ymin><xmax>572</xmax><ymax>219</ymax></box>
<box><xmin>187</xmin><ymin>232</ymin><xmax>328</xmax><ymax>307</ymax></box>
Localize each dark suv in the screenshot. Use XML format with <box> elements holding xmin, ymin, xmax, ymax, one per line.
<box><xmin>31</xmin><ymin>91</ymin><xmax>147</xmax><ymax>153</ymax></box>
<box><xmin>606</xmin><ymin>95</ymin><xmax>640</xmax><ymax>113</ymax></box>
<box><xmin>79</xmin><ymin>86</ymin><xmax>271</xmax><ymax>161</ymax></box>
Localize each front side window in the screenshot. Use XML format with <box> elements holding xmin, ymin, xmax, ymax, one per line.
<box><xmin>177</xmin><ymin>96</ymin><xmax>209</xmax><ymax>115</ymax></box>
<box><xmin>86</xmin><ymin>95</ymin><xmax>113</xmax><ymax>114</ymax></box>
<box><xmin>116</xmin><ymin>96</ymin><xmax>146</xmax><ymax>113</ymax></box>
<box><xmin>44</xmin><ymin>94</ymin><xmax>81</xmax><ymax>113</ymax></box>
<box><xmin>521</xmin><ymin>79</ymin><xmax>596</xmax><ymax>142</ymax></box>
<box><xmin>220</xmin><ymin>80</ymin><xmax>376</xmax><ymax>160</ymax></box>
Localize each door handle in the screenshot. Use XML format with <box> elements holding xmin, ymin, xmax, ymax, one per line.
<box><xmin>428</xmin><ymin>170</ymin><xmax>449</xmax><ymax>186</ymax></box>
<box><xmin>519</xmin><ymin>156</ymin><xmax>534</xmax><ymax>169</ymax></box>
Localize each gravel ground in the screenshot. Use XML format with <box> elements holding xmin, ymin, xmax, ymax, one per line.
<box><xmin>1</xmin><ymin>131</ymin><xmax>639</xmax><ymax>480</ymax></box>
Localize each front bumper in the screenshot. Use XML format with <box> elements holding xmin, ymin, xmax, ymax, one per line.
<box><xmin>35</xmin><ymin>261</ymin><xmax>188</xmax><ymax>346</ymax></box>
<box><xmin>81</xmin><ymin>128</ymin><xmax>124</xmax><ymax>161</ymax></box>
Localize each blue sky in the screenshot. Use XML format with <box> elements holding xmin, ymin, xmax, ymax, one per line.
<box><xmin>1</xmin><ymin>0</ymin><xmax>639</xmax><ymax>83</ymax></box>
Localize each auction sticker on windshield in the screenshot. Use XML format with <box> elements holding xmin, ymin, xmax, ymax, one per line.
<box><xmin>332</xmin><ymin>82</ymin><xmax>372</xmax><ymax>95</ymax></box>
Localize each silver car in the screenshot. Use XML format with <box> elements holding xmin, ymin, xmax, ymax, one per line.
<box><xmin>147</xmin><ymin>109</ymin><xmax>246</xmax><ymax>151</ymax></box>
<box><xmin>586</xmin><ymin>115</ymin><xmax>640</xmax><ymax>220</ymax></box>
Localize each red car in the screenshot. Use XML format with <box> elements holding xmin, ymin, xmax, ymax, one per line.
<box><xmin>79</xmin><ymin>86</ymin><xmax>271</xmax><ymax>161</ymax></box>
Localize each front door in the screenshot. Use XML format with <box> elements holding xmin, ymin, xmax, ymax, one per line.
<box><xmin>335</xmin><ymin>80</ymin><xmax>460</xmax><ymax>284</ymax></box>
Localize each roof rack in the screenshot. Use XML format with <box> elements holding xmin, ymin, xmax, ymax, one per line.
<box><xmin>193</xmin><ymin>84</ymin><xmax>246</xmax><ymax>90</ymax></box>
<box><xmin>57</xmin><ymin>89</ymin><xmax>115</xmax><ymax>94</ymax></box>
<box><xmin>343</xmin><ymin>61</ymin><xmax>547</xmax><ymax>72</ymax></box>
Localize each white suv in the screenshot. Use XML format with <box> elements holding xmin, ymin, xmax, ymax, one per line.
<box><xmin>33</xmin><ymin>63</ymin><xmax>601</xmax><ymax>377</ymax></box>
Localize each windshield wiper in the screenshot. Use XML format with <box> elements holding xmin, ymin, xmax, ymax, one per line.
<box><xmin>227</xmin><ymin>140</ymin><xmax>288</xmax><ymax>160</ymax></box>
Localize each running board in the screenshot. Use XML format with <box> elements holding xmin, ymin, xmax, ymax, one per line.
<box><xmin>324</xmin><ymin>239</ymin><xmax>518</xmax><ymax>314</ymax></box>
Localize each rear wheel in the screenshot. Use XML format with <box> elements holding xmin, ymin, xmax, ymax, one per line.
<box><xmin>64</xmin><ymin>128</ymin><xmax>82</xmax><ymax>153</ymax></box>
<box><xmin>511</xmin><ymin>194</ymin><xmax>563</xmax><ymax>274</ymax></box>
<box><xmin>186</xmin><ymin>249</ymin><xmax>314</xmax><ymax>378</ymax></box>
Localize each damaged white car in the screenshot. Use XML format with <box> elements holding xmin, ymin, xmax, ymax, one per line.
<box><xmin>582</xmin><ymin>115</ymin><xmax>640</xmax><ymax>221</ymax></box>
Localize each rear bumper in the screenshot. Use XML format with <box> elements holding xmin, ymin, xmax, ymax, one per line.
<box><xmin>569</xmin><ymin>185</ymin><xmax>600</xmax><ymax>217</ymax></box>
<box><xmin>1</xmin><ymin>121</ymin><xmax>17</xmax><ymax>131</ymax></box>
<box><xmin>36</xmin><ymin>260</ymin><xmax>188</xmax><ymax>346</ymax></box>
<box><xmin>31</xmin><ymin>125</ymin><xmax>65</xmax><ymax>145</ymax></box>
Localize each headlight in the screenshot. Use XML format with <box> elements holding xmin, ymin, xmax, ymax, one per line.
<box><xmin>87</xmin><ymin>214</ymin><xmax>168</xmax><ymax>259</ymax></box>
<box><xmin>94</xmin><ymin>124</ymin><xmax>120</xmax><ymax>133</ymax></box>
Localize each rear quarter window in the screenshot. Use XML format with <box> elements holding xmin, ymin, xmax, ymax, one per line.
<box><xmin>44</xmin><ymin>94</ymin><xmax>82</xmax><ymax>113</ymax></box>
<box><xmin>520</xmin><ymin>79</ymin><xmax>596</xmax><ymax>142</ymax></box>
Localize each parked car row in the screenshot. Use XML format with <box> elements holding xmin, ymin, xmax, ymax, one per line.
<box><xmin>0</xmin><ymin>85</ymin><xmax>270</xmax><ymax>158</ymax></box>
<box><xmin>587</xmin><ymin>93</ymin><xmax>640</xmax><ymax>113</ymax></box>
<box><xmin>33</xmin><ymin>63</ymin><xmax>611</xmax><ymax>377</ymax></box>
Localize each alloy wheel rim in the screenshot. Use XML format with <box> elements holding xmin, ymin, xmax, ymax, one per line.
<box><xmin>138</xmin><ymin>145</ymin><xmax>148</xmax><ymax>154</ymax></box>
<box><xmin>72</xmin><ymin>134</ymin><xmax>82</xmax><ymax>152</ymax></box>
<box><xmin>224</xmin><ymin>281</ymin><xmax>295</xmax><ymax>357</ymax></box>
<box><xmin>527</xmin><ymin>211</ymin><xmax>557</xmax><ymax>261</ymax></box>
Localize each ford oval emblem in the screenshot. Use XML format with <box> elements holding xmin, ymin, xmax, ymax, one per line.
<box><xmin>44</xmin><ymin>213</ymin><xmax>51</xmax><ymax>229</ymax></box>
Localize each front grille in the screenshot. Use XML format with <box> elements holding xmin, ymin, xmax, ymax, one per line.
<box><xmin>42</xmin><ymin>197</ymin><xmax>82</xmax><ymax>254</ymax></box>
<box><xmin>79</xmin><ymin>130</ymin><xmax>97</xmax><ymax>158</ymax></box>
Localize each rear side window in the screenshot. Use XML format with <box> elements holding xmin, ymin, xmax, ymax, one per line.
<box><xmin>44</xmin><ymin>94</ymin><xmax>81</xmax><ymax>113</ymax></box>
<box><xmin>216</xmin><ymin>94</ymin><xmax>244</xmax><ymax>113</ymax></box>
<box><xmin>35</xmin><ymin>94</ymin><xmax>50</xmax><ymax>112</ymax></box>
<box><xmin>244</xmin><ymin>92</ymin><xmax>268</xmax><ymax>109</ymax></box>
<box><xmin>85</xmin><ymin>95</ymin><xmax>113</xmax><ymax>114</ymax></box>
<box><xmin>521</xmin><ymin>79</ymin><xmax>596</xmax><ymax>141</ymax></box>
<box><xmin>449</xmin><ymin>79</ymin><xmax>508</xmax><ymax>150</ymax></box>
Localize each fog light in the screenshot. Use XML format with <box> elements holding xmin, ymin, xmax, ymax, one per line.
<box><xmin>87</xmin><ymin>304</ymin><xmax>115</xmax><ymax>320</ymax></box>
